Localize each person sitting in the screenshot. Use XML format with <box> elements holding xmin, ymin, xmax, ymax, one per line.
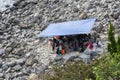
<box><xmin>58</xmin><ymin>44</ymin><xmax>62</xmax><ymax>55</ymax></box>
<box><xmin>89</xmin><ymin>42</ymin><xmax>94</xmax><ymax>50</ymax></box>
<box><xmin>56</xmin><ymin>47</ymin><xmax>59</xmax><ymax>55</ymax></box>
<box><xmin>58</xmin><ymin>39</ymin><xmax>63</xmax><ymax>45</ymax></box>
<box><xmin>72</xmin><ymin>41</ymin><xmax>78</xmax><ymax>51</ymax></box>
<box><xmin>78</xmin><ymin>45</ymin><xmax>82</xmax><ymax>52</ymax></box>
<box><xmin>97</xmin><ymin>40</ymin><xmax>102</xmax><ymax>47</ymax></box>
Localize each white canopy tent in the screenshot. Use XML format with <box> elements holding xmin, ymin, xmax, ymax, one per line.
<box><xmin>38</xmin><ymin>18</ymin><xmax>96</xmax><ymax>37</ymax></box>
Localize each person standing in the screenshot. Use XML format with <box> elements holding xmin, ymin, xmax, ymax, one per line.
<box><xmin>57</xmin><ymin>44</ymin><xmax>62</xmax><ymax>55</ymax></box>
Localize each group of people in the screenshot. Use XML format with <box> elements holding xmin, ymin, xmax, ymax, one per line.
<box><xmin>48</xmin><ymin>34</ymin><xmax>102</xmax><ymax>55</ymax></box>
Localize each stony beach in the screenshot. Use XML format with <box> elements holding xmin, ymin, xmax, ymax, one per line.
<box><xmin>0</xmin><ymin>0</ymin><xmax>120</xmax><ymax>80</ymax></box>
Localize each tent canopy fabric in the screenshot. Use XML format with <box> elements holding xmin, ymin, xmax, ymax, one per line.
<box><xmin>38</xmin><ymin>18</ymin><xmax>96</xmax><ymax>37</ymax></box>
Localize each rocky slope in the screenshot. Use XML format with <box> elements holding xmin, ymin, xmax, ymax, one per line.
<box><xmin>0</xmin><ymin>0</ymin><xmax>120</xmax><ymax>80</ymax></box>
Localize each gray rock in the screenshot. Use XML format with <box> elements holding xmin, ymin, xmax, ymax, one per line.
<box><xmin>0</xmin><ymin>73</ymin><xmax>3</xmax><ymax>78</ymax></box>
<box><xmin>34</xmin><ymin>67</ymin><xmax>44</xmax><ymax>74</ymax></box>
<box><xmin>16</xmin><ymin>58</ymin><xmax>26</xmax><ymax>65</ymax></box>
<box><xmin>12</xmin><ymin>76</ymin><xmax>27</xmax><ymax>80</ymax></box>
<box><xmin>28</xmin><ymin>73</ymin><xmax>38</xmax><ymax>80</ymax></box>
<box><xmin>74</xmin><ymin>58</ymin><xmax>82</xmax><ymax>62</ymax></box>
<box><xmin>21</xmin><ymin>68</ymin><xmax>28</xmax><ymax>75</ymax></box>
<box><xmin>0</xmin><ymin>0</ymin><xmax>120</xmax><ymax>78</ymax></box>
<box><xmin>64</xmin><ymin>0</ymin><xmax>74</xmax><ymax>4</ymax></box>
<box><xmin>6</xmin><ymin>42</ymin><xmax>17</xmax><ymax>48</ymax></box>
<box><xmin>12</xmin><ymin>18</ymin><xmax>20</xmax><ymax>26</ymax></box>
<box><xmin>13</xmin><ymin>0</ymin><xmax>22</xmax><ymax>6</ymax></box>
<box><xmin>19</xmin><ymin>22</ymin><xmax>33</xmax><ymax>29</ymax></box>
<box><xmin>2</xmin><ymin>64</ymin><xmax>8</xmax><ymax>70</ymax></box>
<box><xmin>0</xmin><ymin>37</ymin><xmax>4</xmax><ymax>43</ymax></box>
<box><xmin>0</xmin><ymin>78</ymin><xmax>4</xmax><ymax>80</ymax></box>
<box><xmin>73</xmin><ymin>7</ymin><xmax>79</xmax><ymax>12</ymax></box>
<box><xmin>0</xmin><ymin>69</ymin><xmax>2</xmax><ymax>73</ymax></box>
<box><xmin>25</xmin><ymin>59</ymin><xmax>35</xmax><ymax>66</ymax></box>
<box><xmin>0</xmin><ymin>49</ymin><xmax>5</xmax><ymax>56</ymax></box>
<box><xmin>12</xmin><ymin>65</ymin><xmax>22</xmax><ymax>71</ymax></box>
<box><xmin>25</xmin><ymin>67</ymin><xmax>31</xmax><ymax>73</ymax></box>
<box><xmin>93</xmin><ymin>23</ymin><xmax>104</xmax><ymax>33</ymax></box>
<box><xmin>110</xmin><ymin>12</ymin><xmax>120</xmax><ymax>19</ymax></box>
<box><xmin>5</xmin><ymin>47</ymin><xmax>13</xmax><ymax>53</ymax></box>
<box><xmin>5</xmin><ymin>35</ymin><xmax>12</xmax><ymax>40</ymax></box>
<box><xmin>54</xmin><ymin>56</ymin><xmax>63</xmax><ymax>62</ymax></box>
<box><xmin>0</xmin><ymin>24</ymin><xmax>6</xmax><ymax>31</ymax></box>
<box><xmin>20</xmin><ymin>42</ymin><xmax>27</xmax><ymax>47</ymax></box>
<box><xmin>12</xmin><ymin>72</ymin><xmax>21</xmax><ymax>78</ymax></box>
<box><xmin>113</xmin><ymin>21</ymin><xmax>120</xmax><ymax>29</ymax></box>
<box><xmin>4</xmin><ymin>61</ymin><xmax>16</xmax><ymax>68</ymax></box>
<box><xmin>67</xmin><ymin>56</ymin><xmax>78</xmax><ymax>61</ymax></box>
<box><xmin>0</xmin><ymin>60</ymin><xmax>2</xmax><ymax>67</ymax></box>
<box><xmin>79</xmin><ymin>12</ymin><xmax>87</xmax><ymax>19</ymax></box>
<box><xmin>25</xmin><ymin>53</ymin><xmax>31</xmax><ymax>58</ymax></box>
<box><xmin>18</xmin><ymin>1</ymin><xmax>28</xmax><ymax>8</ymax></box>
<box><xmin>5</xmin><ymin>73</ymin><xmax>12</xmax><ymax>80</ymax></box>
<box><xmin>0</xmin><ymin>31</ymin><xmax>3</xmax><ymax>35</ymax></box>
<box><xmin>5</xmin><ymin>4</ymin><xmax>10</xmax><ymax>8</ymax></box>
<box><xmin>15</xmin><ymin>48</ymin><xmax>24</xmax><ymax>56</ymax></box>
<box><xmin>89</xmin><ymin>8</ymin><xmax>96</xmax><ymax>13</ymax></box>
<box><xmin>25</xmin><ymin>0</ymin><xmax>38</xmax><ymax>4</ymax></box>
<box><xmin>5</xmin><ymin>67</ymin><xmax>11</xmax><ymax>73</ymax></box>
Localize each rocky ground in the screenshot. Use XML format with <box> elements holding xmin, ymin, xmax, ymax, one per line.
<box><xmin>0</xmin><ymin>0</ymin><xmax>120</xmax><ymax>80</ymax></box>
